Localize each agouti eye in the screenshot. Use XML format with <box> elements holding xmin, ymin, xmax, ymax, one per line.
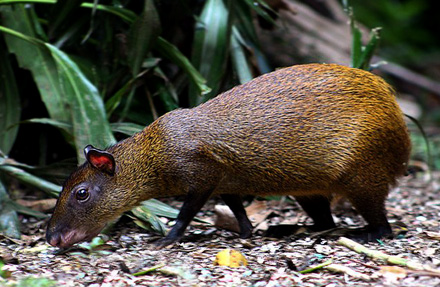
<box><xmin>75</xmin><ymin>189</ymin><xmax>90</xmax><ymax>202</ymax></box>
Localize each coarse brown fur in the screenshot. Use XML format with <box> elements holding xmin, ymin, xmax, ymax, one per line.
<box><xmin>46</xmin><ymin>64</ymin><xmax>411</xmax><ymax>248</ymax></box>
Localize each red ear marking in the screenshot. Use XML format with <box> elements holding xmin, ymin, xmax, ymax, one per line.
<box><xmin>84</xmin><ymin>145</ymin><xmax>115</xmax><ymax>175</ymax></box>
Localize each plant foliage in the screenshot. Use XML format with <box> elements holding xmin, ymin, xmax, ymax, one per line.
<box><xmin>0</xmin><ymin>0</ymin><xmax>272</xmax><ymax>237</ymax></box>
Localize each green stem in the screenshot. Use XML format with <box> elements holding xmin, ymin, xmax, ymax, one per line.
<box><xmin>0</xmin><ymin>25</ymin><xmax>42</xmax><ymax>45</ymax></box>
<box><xmin>0</xmin><ymin>1</ymin><xmax>136</xmax><ymax>23</ymax></box>
<box><xmin>299</xmin><ymin>259</ymin><xmax>333</xmax><ymax>274</ymax></box>
<box><xmin>132</xmin><ymin>263</ymin><xmax>166</xmax><ymax>276</ymax></box>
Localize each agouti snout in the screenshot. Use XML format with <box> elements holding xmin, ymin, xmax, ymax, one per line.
<box><xmin>46</xmin><ymin>63</ymin><xmax>410</xmax><ymax>248</ymax></box>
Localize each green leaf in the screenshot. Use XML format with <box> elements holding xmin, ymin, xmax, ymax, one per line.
<box><xmin>48</xmin><ymin>0</ymin><xmax>83</xmax><ymax>40</ymax></box>
<box><xmin>242</xmin><ymin>0</ymin><xmax>277</xmax><ymax>27</ymax></box>
<box><xmin>105</xmin><ymin>79</ymin><xmax>133</xmax><ymax>117</ymax></box>
<box><xmin>0</xmin><ymin>1</ymin><xmax>137</xmax><ymax>24</ymax></box>
<box><xmin>350</xmin><ymin>15</ymin><xmax>363</xmax><ymax>68</ymax></box>
<box><xmin>51</xmin><ymin>14</ymin><xmax>89</xmax><ymax>48</ymax></box>
<box><xmin>190</xmin><ymin>0</ymin><xmax>232</xmax><ymax>106</ymax></box>
<box><xmin>0</xmin><ymin>6</ymin><xmax>115</xmax><ymax>161</ymax></box>
<box><xmin>78</xmin><ymin>235</ymin><xmax>106</xmax><ymax>251</ymax></box>
<box><xmin>20</xmin><ymin>118</ymin><xmax>73</xmax><ymax>135</ymax></box>
<box><xmin>232</xmin><ymin>0</ymin><xmax>271</xmax><ymax>73</ymax></box>
<box><xmin>132</xmin><ymin>263</ymin><xmax>165</xmax><ymax>276</ymax></box>
<box><xmin>0</xmin><ymin>180</ymin><xmax>21</xmax><ymax>239</ymax></box>
<box><xmin>110</xmin><ymin>122</ymin><xmax>144</xmax><ymax>136</ymax></box>
<box><xmin>358</xmin><ymin>28</ymin><xmax>381</xmax><ymax>70</ymax></box>
<box><xmin>0</xmin><ymin>258</ymin><xmax>9</xmax><ymax>279</ymax></box>
<box><xmin>0</xmin><ymin>164</ymin><xmax>61</xmax><ymax>197</ymax></box>
<box><xmin>230</xmin><ymin>26</ymin><xmax>253</xmax><ymax>84</ymax></box>
<box><xmin>0</xmin><ymin>8</ymin><xmax>69</xmax><ymax>124</ymax></box>
<box><xmin>16</xmin><ymin>277</ymin><xmax>57</xmax><ymax>287</ymax></box>
<box><xmin>131</xmin><ymin>206</ymin><xmax>167</xmax><ymax>235</ymax></box>
<box><xmin>140</xmin><ymin>199</ymin><xmax>209</xmax><ymax>224</ymax></box>
<box><xmin>8</xmin><ymin>200</ymin><xmax>47</xmax><ymax>219</ymax></box>
<box><xmin>141</xmin><ymin>199</ymin><xmax>179</xmax><ymax>218</ymax></box>
<box><xmin>45</xmin><ymin>43</ymin><xmax>116</xmax><ymax>159</ymax></box>
<box><xmin>127</xmin><ymin>0</ymin><xmax>161</xmax><ymax>76</ymax></box>
<box><xmin>348</xmin><ymin>6</ymin><xmax>381</xmax><ymax>70</ymax></box>
<box><xmin>154</xmin><ymin>37</ymin><xmax>211</xmax><ymax>99</ymax></box>
<box><xmin>153</xmin><ymin>67</ymin><xmax>179</xmax><ymax>111</ymax></box>
<box><xmin>406</xmin><ymin>114</ymin><xmax>432</xmax><ymax>176</ymax></box>
<box><xmin>124</xmin><ymin>0</ymin><xmax>162</xmax><ymax>121</ymax></box>
<box><xmin>0</xmin><ymin>39</ymin><xmax>20</xmax><ymax>155</ymax></box>
<box><xmin>80</xmin><ymin>2</ymin><xmax>137</xmax><ymax>24</ymax></box>
<box><xmin>130</xmin><ymin>199</ymin><xmax>189</xmax><ymax>235</ymax></box>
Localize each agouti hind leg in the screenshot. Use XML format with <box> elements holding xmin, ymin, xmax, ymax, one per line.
<box><xmin>295</xmin><ymin>195</ymin><xmax>337</xmax><ymax>231</ymax></box>
<box><xmin>347</xmin><ymin>187</ymin><xmax>393</xmax><ymax>242</ymax></box>
<box><xmin>265</xmin><ymin>195</ymin><xmax>336</xmax><ymax>238</ymax></box>
<box><xmin>221</xmin><ymin>194</ymin><xmax>253</xmax><ymax>238</ymax></box>
<box><xmin>155</xmin><ymin>189</ymin><xmax>213</xmax><ymax>247</ymax></box>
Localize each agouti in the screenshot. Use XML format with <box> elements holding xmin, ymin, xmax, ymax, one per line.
<box><xmin>46</xmin><ymin>64</ymin><xmax>411</xmax><ymax>248</ymax></box>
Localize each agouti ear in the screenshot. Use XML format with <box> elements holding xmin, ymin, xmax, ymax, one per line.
<box><xmin>84</xmin><ymin>145</ymin><xmax>115</xmax><ymax>176</ymax></box>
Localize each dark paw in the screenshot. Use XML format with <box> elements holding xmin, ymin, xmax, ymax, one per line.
<box><xmin>265</xmin><ymin>223</ymin><xmax>337</xmax><ymax>238</ymax></box>
<box><xmin>265</xmin><ymin>224</ymin><xmax>305</xmax><ymax>238</ymax></box>
<box><xmin>153</xmin><ymin>236</ymin><xmax>181</xmax><ymax>249</ymax></box>
<box><xmin>347</xmin><ymin>225</ymin><xmax>393</xmax><ymax>243</ymax></box>
<box><xmin>239</xmin><ymin>231</ymin><xmax>252</xmax><ymax>239</ymax></box>
<box><xmin>238</xmin><ymin>224</ymin><xmax>253</xmax><ymax>239</ymax></box>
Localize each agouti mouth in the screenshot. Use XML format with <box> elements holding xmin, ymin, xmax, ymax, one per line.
<box><xmin>47</xmin><ymin>227</ymin><xmax>103</xmax><ymax>249</ymax></box>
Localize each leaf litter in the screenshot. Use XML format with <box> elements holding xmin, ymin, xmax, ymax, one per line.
<box><xmin>1</xmin><ymin>172</ymin><xmax>440</xmax><ymax>286</ymax></box>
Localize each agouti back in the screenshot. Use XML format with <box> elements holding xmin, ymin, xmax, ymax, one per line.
<box><xmin>46</xmin><ymin>63</ymin><xmax>411</xmax><ymax>248</ymax></box>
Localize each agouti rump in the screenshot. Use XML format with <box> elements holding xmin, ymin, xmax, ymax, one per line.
<box><xmin>46</xmin><ymin>63</ymin><xmax>411</xmax><ymax>248</ymax></box>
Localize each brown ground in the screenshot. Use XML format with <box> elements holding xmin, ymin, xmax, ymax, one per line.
<box><xmin>1</xmin><ymin>172</ymin><xmax>440</xmax><ymax>287</ymax></box>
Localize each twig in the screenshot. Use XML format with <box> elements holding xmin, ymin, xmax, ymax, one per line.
<box><xmin>298</xmin><ymin>259</ymin><xmax>333</xmax><ymax>274</ymax></box>
<box><xmin>325</xmin><ymin>263</ymin><xmax>371</xmax><ymax>281</ymax></box>
<box><xmin>406</xmin><ymin>269</ymin><xmax>440</xmax><ymax>278</ymax></box>
<box><xmin>132</xmin><ymin>263</ymin><xmax>166</xmax><ymax>276</ymax></box>
<box><xmin>421</xmin><ymin>231</ymin><xmax>440</xmax><ymax>241</ymax></box>
<box><xmin>145</xmin><ymin>88</ymin><xmax>158</xmax><ymax>120</ymax></box>
<box><xmin>298</xmin><ymin>257</ymin><xmax>371</xmax><ymax>280</ymax></box>
<box><xmin>337</xmin><ymin>237</ymin><xmax>440</xmax><ymax>274</ymax></box>
<box><xmin>351</xmin><ymin>259</ymin><xmax>380</xmax><ymax>270</ymax></box>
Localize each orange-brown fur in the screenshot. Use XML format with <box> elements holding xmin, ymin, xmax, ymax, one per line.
<box><xmin>47</xmin><ymin>64</ymin><xmax>411</xmax><ymax>247</ymax></box>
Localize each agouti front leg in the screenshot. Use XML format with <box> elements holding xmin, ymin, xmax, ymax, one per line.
<box><xmin>221</xmin><ymin>194</ymin><xmax>253</xmax><ymax>238</ymax></box>
<box><xmin>155</xmin><ymin>189</ymin><xmax>213</xmax><ymax>247</ymax></box>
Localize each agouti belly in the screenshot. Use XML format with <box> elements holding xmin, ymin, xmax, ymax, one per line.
<box><xmin>46</xmin><ymin>63</ymin><xmax>411</xmax><ymax>248</ymax></box>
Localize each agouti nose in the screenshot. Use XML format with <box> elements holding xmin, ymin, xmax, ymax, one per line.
<box><xmin>46</xmin><ymin>231</ymin><xmax>61</xmax><ymax>247</ymax></box>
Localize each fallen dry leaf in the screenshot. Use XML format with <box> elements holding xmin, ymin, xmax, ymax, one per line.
<box><xmin>16</xmin><ymin>199</ymin><xmax>57</xmax><ymax>212</ymax></box>
<box><xmin>214</xmin><ymin>205</ymin><xmax>240</xmax><ymax>233</ymax></box>
<box><xmin>214</xmin><ymin>200</ymin><xmax>275</xmax><ymax>233</ymax></box>
<box><xmin>245</xmin><ymin>200</ymin><xmax>273</xmax><ymax>228</ymax></box>
<box><xmin>379</xmin><ymin>266</ymin><xmax>408</xmax><ymax>283</ymax></box>
<box><xmin>214</xmin><ymin>249</ymin><xmax>248</xmax><ymax>267</ymax></box>
<box><xmin>422</xmin><ymin>231</ymin><xmax>440</xmax><ymax>241</ymax></box>
<box><xmin>19</xmin><ymin>244</ymin><xmax>48</xmax><ymax>254</ymax></box>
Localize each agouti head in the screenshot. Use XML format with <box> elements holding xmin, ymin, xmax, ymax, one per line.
<box><xmin>47</xmin><ymin>63</ymin><xmax>411</xmax><ymax>248</ymax></box>
<box><xmin>46</xmin><ymin>121</ymin><xmax>169</xmax><ymax>248</ymax></box>
<box><xmin>46</xmin><ymin>146</ymin><xmax>120</xmax><ymax>248</ymax></box>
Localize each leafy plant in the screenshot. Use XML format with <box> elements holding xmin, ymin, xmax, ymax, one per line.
<box><xmin>343</xmin><ymin>1</ymin><xmax>381</xmax><ymax>70</ymax></box>
<box><xmin>14</xmin><ymin>277</ymin><xmax>56</xmax><ymax>287</ymax></box>
<box><xmin>0</xmin><ymin>0</ymin><xmax>272</xmax><ymax>238</ymax></box>
<box><xmin>347</xmin><ymin>0</ymin><xmax>438</xmax><ymax>66</ymax></box>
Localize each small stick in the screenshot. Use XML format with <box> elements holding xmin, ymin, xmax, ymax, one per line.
<box><xmin>325</xmin><ymin>263</ymin><xmax>371</xmax><ymax>281</ymax></box>
<box><xmin>337</xmin><ymin>237</ymin><xmax>440</xmax><ymax>274</ymax></box>
<box><xmin>299</xmin><ymin>259</ymin><xmax>333</xmax><ymax>274</ymax></box>
<box><xmin>351</xmin><ymin>259</ymin><xmax>380</xmax><ymax>270</ymax></box>
<box><xmin>132</xmin><ymin>263</ymin><xmax>166</xmax><ymax>276</ymax></box>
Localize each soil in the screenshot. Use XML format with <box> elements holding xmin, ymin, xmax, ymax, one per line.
<box><xmin>1</xmin><ymin>172</ymin><xmax>440</xmax><ymax>287</ymax></box>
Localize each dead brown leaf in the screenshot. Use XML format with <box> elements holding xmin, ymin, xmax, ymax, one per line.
<box><xmin>16</xmin><ymin>198</ymin><xmax>57</xmax><ymax>212</ymax></box>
